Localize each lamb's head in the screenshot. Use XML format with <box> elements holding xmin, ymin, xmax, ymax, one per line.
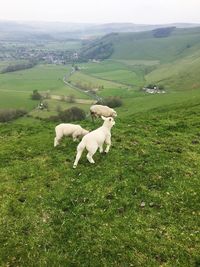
<box><xmin>112</xmin><ymin>109</ymin><xmax>117</xmax><ymax>117</ymax></box>
<box><xmin>101</xmin><ymin>116</ymin><xmax>115</xmax><ymax>128</ymax></box>
<box><xmin>81</xmin><ymin>129</ymin><xmax>89</xmax><ymax>136</ymax></box>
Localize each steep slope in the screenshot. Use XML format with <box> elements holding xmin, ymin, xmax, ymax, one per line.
<box><xmin>146</xmin><ymin>49</ymin><xmax>200</xmax><ymax>90</ymax></box>
<box><xmin>0</xmin><ymin>96</ymin><xmax>200</xmax><ymax>266</ymax></box>
<box><xmin>111</xmin><ymin>27</ymin><xmax>200</xmax><ymax>63</ymax></box>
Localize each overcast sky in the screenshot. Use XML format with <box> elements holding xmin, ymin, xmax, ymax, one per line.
<box><xmin>1</xmin><ymin>0</ymin><xmax>200</xmax><ymax>24</ymax></box>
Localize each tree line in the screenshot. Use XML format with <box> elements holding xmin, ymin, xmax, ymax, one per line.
<box><xmin>1</xmin><ymin>61</ymin><xmax>37</xmax><ymax>74</ymax></box>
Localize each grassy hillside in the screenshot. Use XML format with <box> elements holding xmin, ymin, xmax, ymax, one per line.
<box><xmin>80</xmin><ymin>27</ymin><xmax>200</xmax><ymax>62</ymax></box>
<box><xmin>146</xmin><ymin>49</ymin><xmax>200</xmax><ymax>90</ymax></box>
<box><xmin>0</xmin><ymin>95</ymin><xmax>199</xmax><ymax>266</ymax></box>
<box><xmin>110</xmin><ymin>27</ymin><xmax>200</xmax><ymax>63</ymax></box>
<box><xmin>78</xmin><ymin>27</ymin><xmax>200</xmax><ymax>92</ymax></box>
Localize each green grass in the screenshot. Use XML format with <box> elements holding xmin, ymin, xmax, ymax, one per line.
<box><xmin>111</xmin><ymin>28</ymin><xmax>200</xmax><ymax>63</ymax></box>
<box><xmin>118</xmin><ymin>89</ymin><xmax>200</xmax><ymax>116</ymax></box>
<box><xmin>0</xmin><ymin>64</ymin><xmax>91</xmax><ymax>100</ymax></box>
<box><xmin>69</xmin><ymin>70</ymin><xmax>137</xmax><ymax>98</ymax></box>
<box><xmin>0</xmin><ymin>64</ymin><xmax>91</xmax><ymax>112</ymax></box>
<box><xmin>50</xmin><ymin>84</ymin><xmax>90</xmax><ymax>99</ymax></box>
<box><xmin>0</xmin><ymin>90</ymin><xmax>36</xmax><ymax>110</ymax></box>
<box><xmin>0</xmin><ymin>96</ymin><xmax>199</xmax><ymax>266</ymax></box>
<box><xmin>0</xmin><ymin>60</ymin><xmax>29</xmax><ymax>71</ymax></box>
<box><xmin>29</xmin><ymin>99</ymin><xmax>91</xmax><ymax>119</ymax></box>
<box><xmin>0</xmin><ymin>64</ymin><xmax>71</xmax><ymax>92</ymax></box>
<box><xmin>114</xmin><ymin>59</ymin><xmax>160</xmax><ymax>66</ymax></box>
<box><xmin>146</xmin><ymin>50</ymin><xmax>200</xmax><ymax>91</ymax></box>
<box><xmin>42</xmin><ymin>41</ymin><xmax>81</xmax><ymax>50</ymax></box>
<box><xmin>71</xmin><ymin>62</ymin><xmax>148</xmax><ymax>98</ymax></box>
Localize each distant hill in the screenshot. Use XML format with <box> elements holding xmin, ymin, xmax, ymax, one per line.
<box><xmin>81</xmin><ymin>27</ymin><xmax>200</xmax><ymax>62</ymax></box>
<box><xmin>0</xmin><ymin>20</ymin><xmax>200</xmax><ymax>41</ymax></box>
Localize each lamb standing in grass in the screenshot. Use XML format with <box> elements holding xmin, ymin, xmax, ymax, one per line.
<box><xmin>54</xmin><ymin>123</ymin><xmax>89</xmax><ymax>147</ymax></box>
<box><xmin>90</xmin><ymin>104</ymin><xmax>117</xmax><ymax>121</ymax></box>
<box><xmin>73</xmin><ymin>116</ymin><xmax>115</xmax><ymax>168</ymax></box>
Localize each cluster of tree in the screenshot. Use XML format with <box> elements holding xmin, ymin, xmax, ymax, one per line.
<box><xmin>31</xmin><ymin>90</ymin><xmax>42</xmax><ymax>100</ymax></box>
<box><xmin>49</xmin><ymin>107</ymin><xmax>86</xmax><ymax>122</ymax></box>
<box><xmin>1</xmin><ymin>61</ymin><xmax>37</xmax><ymax>74</ymax></box>
<box><xmin>97</xmin><ymin>96</ymin><xmax>123</xmax><ymax>108</ymax></box>
<box><xmin>79</xmin><ymin>41</ymin><xmax>114</xmax><ymax>61</ymax></box>
<box><xmin>153</xmin><ymin>27</ymin><xmax>176</xmax><ymax>38</ymax></box>
<box><xmin>0</xmin><ymin>109</ymin><xmax>27</xmax><ymax>122</ymax></box>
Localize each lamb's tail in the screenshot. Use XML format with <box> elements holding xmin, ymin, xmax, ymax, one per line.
<box><xmin>73</xmin><ymin>140</ymin><xmax>86</xmax><ymax>168</ymax></box>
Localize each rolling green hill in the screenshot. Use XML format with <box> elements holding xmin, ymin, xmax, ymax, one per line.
<box><xmin>82</xmin><ymin>27</ymin><xmax>200</xmax><ymax>62</ymax></box>
<box><xmin>111</xmin><ymin>27</ymin><xmax>200</xmax><ymax>63</ymax></box>
<box><xmin>79</xmin><ymin>27</ymin><xmax>200</xmax><ymax>91</ymax></box>
<box><xmin>146</xmin><ymin>49</ymin><xmax>200</xmax><ymax>90</ymax></box>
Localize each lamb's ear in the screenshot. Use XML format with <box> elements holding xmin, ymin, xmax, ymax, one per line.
<box><xmin>101</xmin><ymin>116</ymin><xmax>106</xmax><ymax>121</ymax></box>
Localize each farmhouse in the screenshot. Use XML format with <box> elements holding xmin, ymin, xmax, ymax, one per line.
<box><xmin>142</xmin><ymin>86</ymin><xmax>166</xmax><ymax>94</ymax></box>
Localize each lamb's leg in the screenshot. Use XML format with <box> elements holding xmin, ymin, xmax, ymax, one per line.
<box><xmin>72</xmin><ymin>132</ymin><xmax>79</xmax><ymax>142</ymax></box>
<box><xmin>54</xmin><ymin>136</ymin><xmax>61</xmax><ymax>147</ymax></box>
<box><xmin>54</xmin><ymin>131</ymin><xmax>62</xmax><ymax>147</ymax></box>
<box><xmin>73</xmin><ymin>147</ymin><xmax>84</xmax><ymax>168</ymax></box>
<box><xmin>99</xmin><ymin>145</ymin><xmax>103</xmax><ymax>153</ymax></box>
<box><xmin>86</xmin><ymin>144</ymin><xmax>98</xmax><ymax>164</ymax></box>
<box><xmin>73</xmin><ymin>129</ymin><xmax>82</xmax><ymax>142</ymax></box>
<box><xmin>105</xmin><ymin>135</ymin><xmax>111</xmax><ymax>153</ymax></box>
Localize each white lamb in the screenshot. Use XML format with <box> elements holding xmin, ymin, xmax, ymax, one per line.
<box><xmin>54</xmin><ymin>123</ymin><xmax>89</xmax><ymax>147</ymax></box>
<box><xmin>90</xmin><ymin>105</ymin><xmax>117</xmax><ymax>120</ymax></box>
<box><xmin>73</xmin><ymin>116</ymin><xmax>115</xmax><ymax>168</ymax></box>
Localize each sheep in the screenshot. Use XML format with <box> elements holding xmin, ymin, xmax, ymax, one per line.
<box><xmin>73</xmin><ymin>116</ymin><xmax>115</xmax><ymax>168</ymax></box>
<box><xmin>90</xmin><ymin>104</ymin><xmax>117</xmax><ymax>121</ymax></box>
<box><xmin>54</xmin><ymin>123</ymin><xmax>89</xmax><ymax>147</ymax></box>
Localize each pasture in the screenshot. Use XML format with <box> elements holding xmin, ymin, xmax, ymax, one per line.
<box><xmin>0</xmin><ymin>90</ymin><xmax>36</xmax><ymax>111</ymax></box>
<box><xmin>29</xmin><ymin>99</ymin><xmax>91</xmax><ymax>119</ymax></box>
<box><xmin>0</xmin><ymin>96</ymin><xmax>199</xmax><ymax>266</ymax></box>
<box><xmin>0</xmin><ymin>64</ymin><xmax>90</xmax><ymax>113</ymax></box>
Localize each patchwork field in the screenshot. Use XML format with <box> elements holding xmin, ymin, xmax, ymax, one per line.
<box><xmin>0</xmin><ymin>64</ymin><xmax>90</xmax><ymax>113</ymax></box>
<box><xmin>68</xmin><ymin>70</ymin><xmax>136</xmax><ymax>98</ymax></box>
<box><xmin>82</xmin><ymin>60</ymin><xmax>145</xmax><ymax>87</ymax></box>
